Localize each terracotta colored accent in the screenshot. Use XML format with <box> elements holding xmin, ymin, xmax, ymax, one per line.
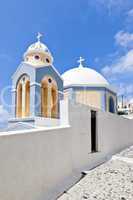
<box><xmin>16</xmin><ymin>83</ymin><xmax>22</xmax><ymax>118</ymax></box>
<box><xmin>25</xmin><ymin>80</ymin><xmax>30</xmax><ymax>117</ymax></box>
<box><xmin>41</xmin><ymin>76</ymin><xmax>58</xmax><ymax>118</ymax></box>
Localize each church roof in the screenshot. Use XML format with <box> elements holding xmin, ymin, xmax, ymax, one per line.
<box><xmin>23</xmin><ymin>32</ymin><xmax>53</xmax><ymax>60</ymax></box>
<box><xmin>25</xmin><ymin>41</ymin><xmax>50</xmax><ymax>55</ymax></box>
<box><xmin>62</xmin><ymin>57</ymin><xmax>109</xmax><ymax>88</ymax></box>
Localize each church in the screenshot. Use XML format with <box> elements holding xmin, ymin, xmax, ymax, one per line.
<box><xmin>2</xmin><ymin>34</ymin><xmax>133</xmax><ymax>200</ymax></box>
<box><xmin>11</xmin><ymin>33</ymin><xmax>117</xmax><ymax>126</ymax></box>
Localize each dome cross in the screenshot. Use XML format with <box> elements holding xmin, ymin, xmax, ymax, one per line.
<box><xmin>37</xmin><ymin>32</ymin><xmax>43</xmax><ymax>42</ymax></box>
<box><xmin>78</xmin><ymin>56</ymin><xmax>85</xmax><ymax>68</ymax></box>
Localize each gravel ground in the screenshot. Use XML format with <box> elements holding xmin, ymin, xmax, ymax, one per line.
<box><xmin>58</xmin><ymin>147</ymin><xmax>133</xmax><ymax>200</ymax></box>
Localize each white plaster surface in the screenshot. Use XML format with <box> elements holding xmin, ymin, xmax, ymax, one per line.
<box><xmin>62</xmin><ymin>66</ymin><xmax>109</xmax><ymax>87</ymax></box>
<box><xmin>35</xmin><ymin>116</ymin><xmax>60</xmax><ymax>127</ymax></box>
<box><xmin>0</xmin><ymin>102</ymin><xmax>133</xmax><ymax>199</ymax></box>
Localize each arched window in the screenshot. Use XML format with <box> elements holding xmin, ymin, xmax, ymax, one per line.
<box><xmin>25</xmin><ymin>80</ymin><xmax>30</xmax><ymax>117</ymax></box>
<box><xmin>16</xmin><ymin>75</ymin><xmax>30</xmax><ymax>118</ymax></box>
<box><xmin>16</xmin><ymin>83</ymin><xmax>22</xmax><ymax>118</ymax></box>
<box><xmin>41</xmin><ymin>76</ymin><xmax>58</xmax><ymax>118</ymax></box>
<box><xmin>41</xmin><ymin>80</ymin><xmax>48</xmax><ymax>117</ymax></box>
<box><xmin>109</xmin><ymin>96</ymin><xmax>115</xmax><ymax>113</ymax></box>
<box><xmin>51</xmin><ymin>87</ymin><xmax>58</xmax><ymax>118</ymax></box>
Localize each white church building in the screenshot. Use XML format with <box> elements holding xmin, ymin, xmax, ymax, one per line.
<box><xmin>1</xmin><ymin>34</ymin><xmax>133</xmax><ymax>200</ymax></box>
<box><xmin>9</xmin><ymin>33</ymin><xmax>117</xmax><ymax>129</ymax></box>
<box><xmin>62</xmin><ymin>57</ymin><xmax>117</xmax><ymax>113</ymax></box>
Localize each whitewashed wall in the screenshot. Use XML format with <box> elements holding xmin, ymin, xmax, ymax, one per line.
<box><xmin>97</xmin><ymin>111</ymin><xmax>133</xmax><ymax>155</ymax></box>
<box><xmin>0</xmin><ymin>102</ymin><xmax>133</xmax><ymax>200</ymax></box>
<box><xmin>0</xmin><ymin>127</ymin><xmax>75</xmax><ymax>200</ymax></box>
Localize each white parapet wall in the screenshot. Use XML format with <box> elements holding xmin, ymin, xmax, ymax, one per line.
<box><xmin>97</xmin><ymin>111</ymin><xmax>133</xmax><ymax>155</ymax></box>
<box><xmin>60</xmin><ymin>99</ymin><xmax>69</xmax><ymax>126</ymax></box>
<box><xmin>0</xmin><ymin>102</ymin><xmax>133</xmax><ymax>199</ymax></box>
<box><xmin>35</xmin><ymin>117</ymin><xmax>60</xmax><ymax>127</ymax></box>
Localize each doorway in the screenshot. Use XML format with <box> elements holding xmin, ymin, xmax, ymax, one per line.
<box><xmin>109</xmin><ymin>96</ymin><xmax>115</xmax><ymax>113</ymax></box>
<box><xmin>91</xmin><ymin>110</ymin><xmax>97</xmax><ymax>152</ymax></box>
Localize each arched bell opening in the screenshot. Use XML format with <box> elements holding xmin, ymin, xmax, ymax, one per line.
<box><xmin>15</xmin><ymin>75</ymin><xmax>30</xmax><ymax>118</ymax></box>
<box><xmin>16</xmin><ymin>83</ymin><xmax>22</xmax><ymax>118</ymax></box>
<box><xmin>41</xmin><ymin>81</ymin><xmax>48</xmax><ymax>117</ymax></box>
<box><xmin>41</xmin><ymin>76</ymin><xmax>58</xmax><ymax>118</ymax></box>
<box><xmin>51</xmin><ymin>87</ymin><xmax>58</xmax><ymax>118</ymax></box>
<box><xmin>25</xmin><ymin>80</ymin><xmax>30</xmax><ymax>117</ymax></box>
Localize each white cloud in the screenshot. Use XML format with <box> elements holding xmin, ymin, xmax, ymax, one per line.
<box><xmin>102</xmin><ymin>31</ymin><xmax>133</xmax><ymax>76</ymax></box>
<box><xmin>88</xmin><ymin>0</ymin><xmax>133</xmax><ymax>15</ymax></box>
<box><xmin>91</xmin><ymin>0</ymin><xmax>126</xmax><ymax>7</ymax></box>
<box><xmin>102</xmin><ymin>49</ymin><xmax>133</xmax><ymax>76</ymax></box>
<box><xmin>99</xmin><ymin>4</ymin><xmax>133</xmax><ymax>98</ymax></box>
<box><xmin>115</xmin><ymin>83</ymin><xmax>133</xmax><ymax>103</ymax></box>
<box><xmin>127</xmin><ymin>8</ymin><xmax>133</xmax><ymax>18</ymax></box>
<box><xmin>115</xmin><ymin>31</ymin><xmax>133</xmax><ymax>48</ymax></box>
<box><xmin>124</xmin><ymin>8</ymin><xmax>133</xmax><ymax>30</ymax></box>
<box><xmin>117</xmin><ymin>83</ymin><xmax>133</xmax><ymax>95</ymax></box>
<box><xmin>101</xmin><ymin>48</ymin><xmax>133</xmax><ymax>99</ymax></box>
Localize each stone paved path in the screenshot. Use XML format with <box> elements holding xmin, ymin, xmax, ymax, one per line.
<box><xmin>58</xmin><ymin>146</ymin><xmax>133</xmax><ymax>200</ymax></box>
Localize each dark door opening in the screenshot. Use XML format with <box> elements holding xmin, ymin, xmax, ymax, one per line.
<box><xmin>109</xmin><ymin>96</ymin><xmax>115</xmax><ymax>113</ymax></box>
<box><xmin>91</xmin><ymin>110</ymin><xmax>97</xmax><ymax>152</ymax></box>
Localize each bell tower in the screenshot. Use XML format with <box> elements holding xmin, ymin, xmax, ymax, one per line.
<box><xmin>11</xmin><ymin>33</ymin><xmax>63</xmax><ymax>121</ymax></box>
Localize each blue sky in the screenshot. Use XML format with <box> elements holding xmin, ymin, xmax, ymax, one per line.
<box><xmin>1</xmin><ymin>0</ymin><xmax>133</xmax><ymax>110</ymax></box>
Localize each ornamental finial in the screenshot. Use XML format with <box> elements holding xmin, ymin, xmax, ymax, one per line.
<box><xmin>37</xmin><ymin>32</ymin><xmax>43</xmax><ymax>42</ymax></box>
<box><xmin>78</xmin><ymin>56</ymin><xmax>85</xmax><ymax>68</ymax></box>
